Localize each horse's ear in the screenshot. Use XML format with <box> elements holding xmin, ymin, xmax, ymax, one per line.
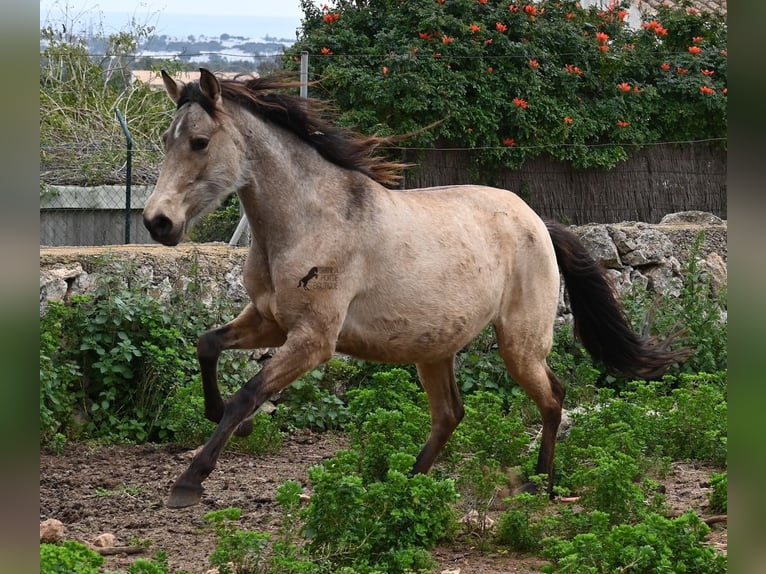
<box><xmin>198</xmin><ymin>68</ymin><xmax>222</xmax><ymax>107</ymax></box>
<box><xmin>160</xmin><ymin>70</ymin><xmax>182</xmax><ymax>104</ymax></box>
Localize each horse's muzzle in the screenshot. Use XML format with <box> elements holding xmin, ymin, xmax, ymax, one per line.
<box><xmin>143</xmin><ymin>213</ymin><xmax>182</xmax><ymax>246</ymax></box>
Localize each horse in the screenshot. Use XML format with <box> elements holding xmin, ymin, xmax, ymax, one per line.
<box><xmin>143</xmin><ymin>68</ymin><xmax>687</xmax><ymax>508</ymax></box>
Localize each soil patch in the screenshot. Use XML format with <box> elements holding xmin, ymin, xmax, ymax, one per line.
<box><xmin>40</xmin><ymin>432</ymin><xmax>726</xmax><ymax>573</ymax></box>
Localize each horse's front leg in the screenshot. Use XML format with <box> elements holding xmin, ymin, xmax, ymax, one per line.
<box><xmin>197</xmin><ymin>303</ymin><xmax>285</xmax><ymax>436</ymax></box>
<box><xmin>168</xmin><ymin>328</ymin><xmax>336</xmax><ymax>508</ymax></box>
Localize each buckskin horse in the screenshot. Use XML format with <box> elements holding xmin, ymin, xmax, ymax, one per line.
<box><xmin>143</xmin><ymin>68</ymin><xmax>685</xmax><ymax>508</ymax></box>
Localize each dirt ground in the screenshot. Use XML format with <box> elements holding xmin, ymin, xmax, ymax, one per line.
<box><xmin>39</xmin><ymin>431</ymin><xmax>726</xmax><ymax>574</ymax></box>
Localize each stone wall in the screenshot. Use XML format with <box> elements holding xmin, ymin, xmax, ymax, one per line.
<box><xmin>40</xmin><ymin>212</ymin><xmax>727</xmax><ymax>318</ymax></box>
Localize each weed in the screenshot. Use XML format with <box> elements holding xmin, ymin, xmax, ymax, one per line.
<box><xmin>40</xmin><ymin>540</ymin><xmax>103</xmax><ymax>574</ymax></box>
<box><xmin>708</xmin><ymin>472</ymin><xmax>727</xmax><ymax>514</ymax></box>
<box><xmin>204</xmin><ymin>507</ymin><xmax>271</xmax><ymax>574</ymax></box>
<box><xmin>541</xmin><ymin>510</ymin><xmax>727</xmax><ymax>573</ymax></box>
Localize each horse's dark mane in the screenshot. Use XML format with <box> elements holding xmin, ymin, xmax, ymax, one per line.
<box><xmin>177</xmin><ymin>74</ymin><xmax>406</xmax><ymax>187</ymax></box>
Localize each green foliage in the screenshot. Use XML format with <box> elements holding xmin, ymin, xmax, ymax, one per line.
<box><xmin>495</xmin><ymin>491</ymin><xmax>551</xmax><ymax>552</ymax></box>
<box><xmin>39</xmin><ymin>258</ymin><xmax>243</xmax><ymax>445</ymax></box>
<box><xmin>622</xmin><ymin>231</ymin><xmax>727</xmax><ymax>376</ymax></box>
<box><xmin>277</xmin><ymin>375</ymin><xmax>350</xmax><ymax>431</ymax></box>
<box><xmin>556</xmin><ymin>373</ymin><xmax>727</xmax><ymax>495</ymax></box>
<box><xmin>303</xmin><ymin>452</ymin><xmax>457</xmax><ymax>573</ymax></box>
<box><xmin>541</xmin><ymin>510</ymin><xmax>727</xmax><ymax>573</ymax></box>
<box><xmin>287</xmin><ymin>0</ymin><xmax>727</xmax><ymax>170</ymax></box>
<box><xmin>188</xmin><ymin>195</ymin><xmax>243</xmax><ymax>243</ymax></box>
<box><xmin>205</xmin><ymin>507</ymin><xmax>271</xmax><ymax>574</ymax></box>
<box><xmin>40</xmin><ymin>540</ymin><xmax>103</xmax><ymax>574</ymax></box>
<box><xmin>439</xmin><ymin>391</ymin><xmax>530</xmax><ymax>533</ymax></box>
<box><xmin>127</xmin><ymin>551</ymin><xmax>170</xmax><ymax>574</ymax></box>
<box><xmin>165</xmin><ymin>378</ymin><xmax>284</xmax><ymax>455</ymax></box>
<box><xmin>708</xmin><ymin>472</ymin><xmax>727</xmax><ymax>514</ymax></box>
<box><xmin>345</xmin><ymin>369</ymin><xmax>430</xmax><ymax>482</ymax></box>
<box><xmin>40</xmin><ymin>20</ymin><xmax>173</xmax><ymax>186</ymax></box>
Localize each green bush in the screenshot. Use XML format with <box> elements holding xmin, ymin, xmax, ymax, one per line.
<box><xmin>287</xmin><ymin>0</ymin><xmax>726</xmax><ymax>171</ymax></box>
<box><xmin>302</xmin><ymin>452</ymin><xmax>457</xmax><ymax>573</ymax></box>
<box><xmin>40</xmin><ymin>540</ymin><xmax>103</xmax><ymax>574</ymax></box>
<box><xmin>708</xmin><ymin>472</ymin><xmax>727</xmax><ymax>514</ymax></box>
<box><xmin>204</xmin><ymin>507</ymin><xmax>271</xmax><ymax>574</ymax></box>
<box><xmin>541</xmin><ymin>510</ymin><xmax>727</xmax><ymax>573</ymax></box>
<box><xmin>39</xmin><ymin>259</ymin><xmax>242</xmax><ymax>445</ymax></box>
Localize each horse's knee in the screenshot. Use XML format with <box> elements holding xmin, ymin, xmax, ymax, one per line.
<box><xmin>197</xmin><ymin>328</ymin><xmax>225</xmax><ymax>363</ymax></box>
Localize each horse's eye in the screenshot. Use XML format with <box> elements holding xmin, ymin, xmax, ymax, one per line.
<box><xmin>190</xmin><ymin>137</ymin><xmax>209</xmax><ymax>151</ymax></box>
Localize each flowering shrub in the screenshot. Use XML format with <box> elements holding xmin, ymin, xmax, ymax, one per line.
<box><xmin>288</xmin><ymin>0</ymin><xmax>726</xmax><ymax>169</ymax></box>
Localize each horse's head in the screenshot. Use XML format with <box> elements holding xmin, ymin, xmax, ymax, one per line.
<box><xmin>143</xmin><ymin>69</ymin><xmax>246</xmax><ymax>246</ymax></box>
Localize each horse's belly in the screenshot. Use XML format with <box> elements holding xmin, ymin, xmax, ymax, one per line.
<box><xmin>336</xmin><ymin>306</ymin><xmax>491</xmax><ymax>363</ymax></box>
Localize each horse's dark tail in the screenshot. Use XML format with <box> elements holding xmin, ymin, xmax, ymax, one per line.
<box><xmin>546</xmin><ymin>221</ymin><xmax>689</xmax><ymax>379</ymax></box>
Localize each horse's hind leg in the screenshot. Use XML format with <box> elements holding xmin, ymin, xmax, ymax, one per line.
<box><xmin>495</xmin><ymin>325</ymin><xmax>565</xmax><ymax>497</ymax></box>
<box><xmin>412</xmin><ymin>356</ymin><xmax>464</xmax><ymax>474</ymax></box>
<box><xmin>197</xmin><ymin>303</ymin><xmax>285</xmax><ymax>436</ymax></box>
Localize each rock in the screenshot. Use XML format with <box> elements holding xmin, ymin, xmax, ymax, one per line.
<box><xmin>578</xmin><ymin>225</ymin><xmax>621</xmax><ymax>269</ymax></box>
<box><xmin>659</xmin><ymin>211</ymin><xmax>724</xmax><ymax>225</ymax></box>
<box><xmin>40</xmin><ymin>518</ymin><xmax>65</xmax><ymax>543</ymax></box>
<box><xmin>703</xmin><ymin>252</ymin><xmax>727</xmax><ymax>294</ymax></box>
<box><xmin>93</xmin><ymin>533</ymin><xmax>116</xmax><ymax>548</ymax></box>
<box><xmin>621</xmin><ymin>229</ymin><xmax>673</xmax><ymax>267</ymax></box>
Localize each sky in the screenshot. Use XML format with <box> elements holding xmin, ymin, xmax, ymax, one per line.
<box><xmin>39</xmin><ymin>0</ymin><xmax>308</xmax><ymax>39</ymax></box>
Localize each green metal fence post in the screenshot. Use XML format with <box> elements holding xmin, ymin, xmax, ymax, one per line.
<box><xmin>114</xmin><ymin>108</ymin><xmax>133</xmax><ymax>244</ymax></box>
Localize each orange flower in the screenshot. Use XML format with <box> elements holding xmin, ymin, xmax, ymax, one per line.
<box><xmin>484</xmin><ymin>38</ymin><xmax>493</xmax><ymax>45</ymax></box>
<box><xmin>564</xmin><ymin>116</ymin><xmax>573</xmax><ymax>125</ymax></box>
<box><xmin>502</xmin><ymin>137</ymin><xmax>516</xmax><ymax>147</ymax></box>
<box><xmin>676</xmin><ymin>67</ymin><xmax>688</xmax><ymax>75</ymax></box>
<box><xmin>723</xmin><ymin>88</ymin><xmax>727</xmax><ymax>95</ymax></box>
<box><xmin>512</xmin><ymin>97</ymin><xmax>529</xmax><ymax>109</ymax></box>
<box><xmin>701</xmin><ymin>69</ymin><xmax>714</xmax><ymax>76</ymax></box>
<box><xmin>688</xmin><ymin>46</ymin><xmax>702</xmax><ymax>54</ymax></box>
<box><xmin>565</xmin><ymin>64</ymin><xmax>582</xmax><ymax>75</ymax></box>
<box><xmin>320</xmin><ymin>47</ymin><xmax>332</xmax><ymax>55</ymax></box>
<box><xmin>529</xmin><ymin>59</ymin><xmax>539</xmax><ymax>68</ymax></box>
<box><xmin>617</xmin><ymin>120</ymin><xmax>630</xmax><ymax>128</ymax></box>
<box><xmin>597</xmin><ymin>45</ymin><xmax>609</xmax><ymax>52</ymax></box>
<box><xmin>496</xmin><ymin>22</ymin><xmax>508</xmax><ymax>32</ymax></box>
<box><xmin>654</xmin><ymin>25</ymin><xmax>667</xmax><ymax>36</ymax></box>
<box><xmin>566</xmin><ymin>12</ymin><xmax>574</xmax><ymax>19</ymax></box>
<box><xmin>524</xmin><ymin>5</ymin><xmax>538</xmax><ymax>15</ymax></box>
<box><xmin>442</xmin><ymin>34</ymin><xmax>454</xmax><ymax>43</ymax></box>
<box><xmin>692</xmin><ymin>36</ymin><xmax>704</xmax><ymax>43</ymax></box>
<box><xmin>322</xmin><ymin>12</ymin><xmax>340</xmax><ymax>24</ymax></box>
<box><xmin>382</xmin><ymin>66</ymin><xmax>389</xmax><ymax>75</ymax></box>
<box><xmin>469</xmin><ymin>23</ymin><xmax>481</xmax><ymax>33</ymax></box>
<box><xmin>699</xmin><ymin>86</ymin><xmax>715</xmax><ymax>94</ymax></box>
<box><xmin>617</xmin><ymin>82</ymin><xmax>631</xmax><ymax>92</ymax></box>
<box><xmin>509</xmin><ymin>5</ymin><xmax>519</xmax><ymax>12</ymax></box>
<box><xmin>596</xmin><ymin>32</ymin><xmax>609</xmax><ymax>44</ymax></box>
<box><xmin>487</xmin><ymin>66</ymin><xmax>494</xmax><ymax>73</ymax></box>
<box><xmin>660</xmin><ymin>62</ymin><xmax>671</xmax><ymax>71</ymax></box>
<box><xmin>477</xmin><ymin>0</ymin><xmax>488</xmax><ymax>3</ymax></box>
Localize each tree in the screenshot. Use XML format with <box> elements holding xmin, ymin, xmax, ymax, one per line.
<box><xmin>284</xmin><ymin>0</ymin><xmax>726</xmax><ymax>169</ymax></box>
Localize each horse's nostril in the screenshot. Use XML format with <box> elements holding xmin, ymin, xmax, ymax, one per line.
<box><xmin>145</xmin><ymin>214</ymin><xmax>173</xmax><ymax>238</ymax></box>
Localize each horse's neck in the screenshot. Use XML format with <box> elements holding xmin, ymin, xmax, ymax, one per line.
<box><xmin>236</xmin><ymin>112</ymin><xmax>347</xmax><ymax>249</ymax></box>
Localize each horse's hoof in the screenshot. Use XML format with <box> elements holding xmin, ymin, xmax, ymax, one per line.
<box><xmin>167</xmin><ymin>484</ymin><xmax>204</xmax><ymax>508</ymax></box>
<box><xmin>234</xmin><ymin>418</ymin><xmax>253</xmax><ymax>437</ymax></box>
